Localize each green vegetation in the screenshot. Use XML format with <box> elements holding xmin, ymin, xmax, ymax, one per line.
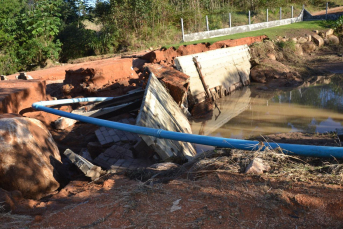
<box><xmin>0</xmin><ymin>0</ymin><xmax>342</xmax><ymax>75</ymax></box>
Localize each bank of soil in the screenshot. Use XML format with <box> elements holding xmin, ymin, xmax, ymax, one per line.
<box><xmin>1</xmin><ymin>28</ymin><xmax>343</xmax><ymax>228</ymax></box>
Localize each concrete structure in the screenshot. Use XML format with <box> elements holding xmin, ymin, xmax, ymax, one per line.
<box><xmin>136</xmin><ymin>72</ymin><xmax>196</xmax><ymax>162</ymax></box>
<box><xmin>303</xmin><ymin>9</ymin><xmax>343</xmax><ymax>21</ymax></box>
<box><xmin>183</xmin><ymin>10</ymin><xmax>304</xmax><ymax>42</ymax></box>
<box><xmin>174</xmin><ymin>45</ymin><xmax>251</xmax><ymax>104</ymax></box>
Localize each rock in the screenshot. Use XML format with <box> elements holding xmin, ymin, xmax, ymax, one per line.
<box><xmin>318</xmin><ymin>31</ymin><xmax>325</xmax><ymax>38</ymax></box>
<box><xmin>16</xmin><ymin>72</ymin><xmax>33</xmax><ymax>80</ymax></box>
<box><xmin>328</xmin><ymin>35</ymin><xmax>340</xmax><ymax>45</ymax></box>
<box><xmin>297</xmin><ymin>37</ymin><xmax>307</xmax><ymax>44</ymax></box>
<box><xmin>324</xmin><ymin>38</ymin><xmax>330</xmax><ymax>45</ymax></box>
<box><xmin>313</xmin><ymin>30</ymin><xmax>319</xmax><ymax>34</ymax></box>
<box><xmin>0</xmin><ymin>116</ymin><xmax>62</xmax><ymax>199</ymax></box>
<box><xmin>245</xmin><ymin>158</ymin><xmax>271</xmax><ymax>175</ymax></box>
<box><xmin>267</xmin><ymin>53</ymin><xmax>276</xmax><ymax>60</ymax></box>
<box><xmin>291</xmin><ymin>37</ymin><xmax>297</xmax><ymax>43</ymax></box>
<box><xmin>149</xmin><ymin>162</ymin><xmax>179</xmax><ymax>171</ymax></box>
<box><xmin>307</xmin><ymin>35</ymin><xmax>312</xmax><ymax>42</ymax></box>
<box><xmin>325</xmin><ymin>29</ymin><xmax>334</xmax><ymax>37</ymax></box>
<box><xmin>312</xmin><ymin>34</ymin><xmax>324</xmax><ymax>47</ymax></box>
<box><xmin>301</xmin><ymin>42</ymin><xmax>316</xmax><ymax>53</ymax></box>
<box><xmin>0</xmin><ymin>75</ymin><xmax>7</xmax><ymax>80</ymax></box>
<box><xmin>54</xmin><ymin>116</ymin><xmax>77</xmax><ymax>129</ymax></box>
<box><xmin>295</xmin><ymin>44</ymin><xmax>304</xmax><ymax>56</ymax></box>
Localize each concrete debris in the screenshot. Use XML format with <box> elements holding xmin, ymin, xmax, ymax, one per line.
<box><xmin>328</xmin><ymin>35</ymin><xmax>340</xmax><ymax>45</ymax></box>
<box><xmin>149</xmin><ymin>162</ymin><xmax>179</xmax><ymax>171</ymax></box>
<box><xmin>145</xmin><ymin>64</ymin><xmax>190</xmax><ymax>106</ymax></box>
<box><xmin>245</xmin><ymin>158</ymin><xmax>271</xmax><ymax>175</ymax></box>
<box><xmin>95</xmin><ymin>118</ymin><xmax>140</xmax><ymax>146</ymax></box>
<box><xmin>0</xmin><ymin>75</ymin><xmax>7</xmax><ymax>80</ymax></box>
<box><xmin>87</xmin><ymin>141</ymin><xmax>104</xmax><ymax>159</ymax></box>
<box><xmin>170</xmin><ymin>199</ymin><xmax>182</xmax><ymax>212</ymax></box>
<box><xmin>16</xmin><ymin>72</ymin><xmax>33</xmax><ymax>80</ymax></box>
<box><xmin>64</xmin><ymin>149</ymin><xmax>103</xmax><ymax>181</ymax></box>
<box><xmin>133</xmin><ymin>139</ymin><xmax>156</xmax><ymax>159</ymax></box>
<box><xmin>324</xmin><ymin>29</ymin><xmax>334</xmax><ymax>38</ymax></box>
<box><xmin>136</xmin><ymin>72</ymin><xmax>196</xmax><ymax>162</ymax></box>
<box><xmin>312</xmin><ymin>34</ymin><xmax>324</xmax><ymax>47</ymax></box>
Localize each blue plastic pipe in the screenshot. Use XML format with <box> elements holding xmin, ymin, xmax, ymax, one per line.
<box><xmin>32</xmin><ymin>98</ymin><xmax>343</xmax><ymax>159</ymax></box>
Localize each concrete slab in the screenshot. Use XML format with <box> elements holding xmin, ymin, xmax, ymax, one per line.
<box><xmin>136</xmin><ymin>72</ymin><xmax>196</xmax><ymax>162</ymax></box>
<box><xmin>175</xmin><ymin>45</ymin><xmax>251</xmax><ymax>104</ymax></box>
<box><xmin>0</xmin><ymin>80</ymin><xmax>46</xmax><ymax>114</ymax></box>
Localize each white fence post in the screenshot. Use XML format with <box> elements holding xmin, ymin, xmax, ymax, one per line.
<box><xmin>326</xmin><ymin>2</ymin><xmax>328</xmax><ymax>19</ymax></box>
<box><xmin>249</xmin><ymin>11</ymin><xmax>251</xmax><ymax>25</ymax></box>
<box><xmin>280</xmin><ymin>7</ymin><xmax>282</xmax><ymax>20</ymax></box>
<box><xmin>206</xmin><ymin>15</ymin><xmax>209</xmax><ymax>31</ymax></box>
<box><xmin>181</xmin><ymin>18</ymin><xmax>185</xmax><ymax>42</ymax></box>
<box><xmin>292</xmin><ymin>6</ymin><xmax>294</xmax><ymax>18</ymax></box>
<box><xmin>229</xmin><ymin>13</ymin><xmax>231</xmax><ymax>28</ymax></box>
<box><xmin>266</xmin><ymin>8</ymin><xmax>268</xmax><ymax>22</ymax></box>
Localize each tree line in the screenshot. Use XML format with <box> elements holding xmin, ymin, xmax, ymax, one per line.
<box><xmin>0</xmin><ymin>0</ymin><xmax>335</xmax><ymax>75</ymax></box>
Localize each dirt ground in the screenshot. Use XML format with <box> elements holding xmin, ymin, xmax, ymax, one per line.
<box><xmin>1</xmin><ymin>24</ymin><xmax>343</xmax><ymax>229</ymax></box>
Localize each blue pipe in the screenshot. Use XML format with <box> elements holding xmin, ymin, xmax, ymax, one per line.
<box><xmin>32</xmin><ymin>98</ymin><xmax>343</xmax><ymax>159</ymax></box>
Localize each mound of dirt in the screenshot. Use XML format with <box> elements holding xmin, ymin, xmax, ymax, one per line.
<box><xmin>141</xmin><ymin>35</ymin><xmax>267</xmax><ymax>66</ymax></box>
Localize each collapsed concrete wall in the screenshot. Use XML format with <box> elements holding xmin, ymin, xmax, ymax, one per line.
<box><xmin>174</xmin><ymin>45</ymin><xmax>251</xmax><ymax>104</ymax></box>
<box><xmin>136</xmin><ymin>72</ymin><xmax>196</xmax><ymax>162</ymax></box>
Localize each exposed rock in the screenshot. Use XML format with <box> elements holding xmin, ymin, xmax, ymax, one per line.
<box><xmin>301</xmin><ymin>42</ymin><xmax>316</xmax><ymax>53</ymax></box>
<box><xmin>0</xmin><ymin>116</ymin><xmax>62</xmax><ymax>199</ymax></box>
<box><xmin>295</xmin><ymin>44</ymin><xmax>304</xmax><ymax>56</ymax></box>
<box><xmin>325</xmin><ymin>29</ymin><xmax>334</xmax><ymax>37</ymax></box>
<box><xmin>297</xmin><ymin>37</ymin><xmax>307</xmax><ymax>44</ymax></box>
<box><xmin>312</xmin><ymin>34</ymin><xmax>324</xmax><ymax>47</ymax></box>
<box><xmin>328</xmin><ymin>35</ymin><xmax>340</xmax><ymax>45</ymax></box>
<box><xmin>149</xmin><ymin>162</ymin><xmax>179</xmax><ymax>171</ymax></box>
<box><xmin>267</xmin><ymin>53</ymin><xmax>276</xmax><ymax>60</ymax></box>
<box><xmin>291</xmin><ymin>37</ymin><xmax>297</xmax><ymax>43</ymax></box>
<box><xmin>245</xmin><ymin>158</ymin><xmax>271</xmax><ymax>175</ymax></box>
<box><xmin>307</xmin><ymin>35</ymin><xmax>312</xmax><ymax>42</ymax></box>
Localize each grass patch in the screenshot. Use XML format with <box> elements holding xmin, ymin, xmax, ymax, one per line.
<box><xmin>165</xmin><ymin>21</ymin><xmax>329</xmax><ymax>49</ymax></box>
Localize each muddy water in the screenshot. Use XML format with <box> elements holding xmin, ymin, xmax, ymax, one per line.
<box><xmin>190</xmin><ymin>77</ymin><xmax>343</xmax><ymax>152</ymax></box>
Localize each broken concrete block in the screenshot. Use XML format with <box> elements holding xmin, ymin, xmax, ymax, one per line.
<box><xmin>145</xmin><ymin>64</ymin><xmax>190</xmax><ymax>106</ymax></box>
<box><xmin>297</xmin><ymin>37</ymin><xmax>307</xmax><ymax>44</ymax></box>
<box><xmin>312</xmin><ymin>34</ymin><xmax>324</xmax><ymax>47</ymax></box>
<box><xmin>64</xmin><ymin>149</ymin><xmax>103</xmax><ymax>181</ymax></box>
<box><xmin>245</xmin><ymin>158</ymin><xmax>271</xmax><ymax>175</ymax></box>
<box><xmin>149</xmin><ymin>162</ymin><xmax>179</xmax><ymax>171</ymax></box>
<box><xmin>54</xmin><ymin>117</ymin><xmax>77</xmax><ymax>130</ymax></box>
<box><xmin>0</xmin><ymin>75</ymin><xmax>7</xmax><ymax>80</ymax></box>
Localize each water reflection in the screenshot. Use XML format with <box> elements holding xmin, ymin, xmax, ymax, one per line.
<box><xmin>190</xmin><ymin>78</ymin><xmax>343</xmax><ymax>141</ymax></box>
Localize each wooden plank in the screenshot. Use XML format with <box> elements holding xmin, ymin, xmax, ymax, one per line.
<box><xmin>136</xmin><ymin>73</ymin><xmax>196</xmax><ymax>161</ymax></box>
<box><xmin>175</xmin><ymin>45</ymin><xmax>251</xmax><ymax>103</ymax></box>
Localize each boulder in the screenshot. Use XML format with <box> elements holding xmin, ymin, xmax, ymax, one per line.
<box><xmin>0</xmin><ymin>116</ymin><xmax>62</xmax><ymax>199</ymax></box>
<box><xmin>250</xmin><ymin>59</ymin><xmax>291</xmax><ymax>83</ymax></box>
<box><xmin>325</xmin><ymin>29</ymin><xmax>334</xmax><ymax>38</ymax></box>
<box><xmin>312</xmin><ymin>34</ymin><xmax>324</xmax><ymax>47</ymax></box>
<box><xmin>295</xmin><ymin>44</ymin><xmax>304</xmax><ymax>56</ymax></box>
<box><xmin>297</xmin><ymin>37</ymin><xmax>307</xmax><ymax>44</ymax></box>
<box><xmin>328</xmin><ymin>35</ymin><xmax>340</xmax><ymax>45</ymax></box>
<box><xmin>245</xmin><ymin>158</ymin><xmax>271</xmax><ymax>175</ymax></box>
<box><xmin>301</xmin><ymin>42</ymin><xmax>316</xmax><ymax>53</ymax></box>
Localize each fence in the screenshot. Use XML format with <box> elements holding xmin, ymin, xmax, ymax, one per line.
<box><xmin>181</xmin><ymin>3</ymin><xmax>342</xmax><ymax>42</ymax></box>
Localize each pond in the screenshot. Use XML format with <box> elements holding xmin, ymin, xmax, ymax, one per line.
<box><xmin>190</xmin><ymin>75</ymin><xmax>343</xmax><ymax>152</ymax></box>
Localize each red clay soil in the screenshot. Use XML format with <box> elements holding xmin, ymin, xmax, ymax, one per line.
<box><xmin>141</xmin><ymin>35</ymin><xmax>268</xmax><ymax>66</ymax></box>
<box><xmin>0</xmin><ymin>80</ymin><xmax>46</xmax><ymax>114</ymax></box>
<box><xmin>3</xmin><ymin>172</ymin><xmax>342</xmax><ymax>228</ymax></box>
